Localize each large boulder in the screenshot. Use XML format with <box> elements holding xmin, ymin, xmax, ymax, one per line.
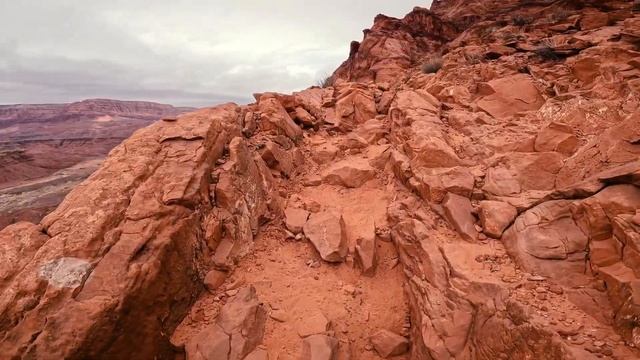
<box><xmin>556</xmin><ymin>114</ymin><xmax>640</xmax><ymax>190</ymax></box>
<box><xmin>412</xmin><ymin>166</ymin><xmax>475</xmax><ymax>203</ymax></box>
<box><xmin>534</xmin><ymin>122</ymin><xmax>579</xmax><ymax>156</ymax></box>
<box><xmin>503</xmin><ymin>200</ymin><xmax>589</xmax><ymax>283</ymax></box>
<box><xmin>333</xmin><ymin>83</ymin><xmax>377</xmax><ymax>131</ymax></box>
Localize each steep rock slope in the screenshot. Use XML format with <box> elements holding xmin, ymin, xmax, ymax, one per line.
<box><xmin>2</xmin><ymin>1</ymin><xmax>640</xmax><ymax>359</ymax></box>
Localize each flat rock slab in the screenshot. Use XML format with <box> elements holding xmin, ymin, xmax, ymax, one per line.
<box><xmin>303</xmin><ymin>212</ymin><xmax>348</xmax><ymax>262</ymax></box>
<box><xmin>321</xmin><ymin>158</ymin><xmax>376</xmax><ymax>188</ymax></box>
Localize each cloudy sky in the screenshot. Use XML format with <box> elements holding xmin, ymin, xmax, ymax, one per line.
<box><xmin>0</xmin><ymin>1</ymin><xmax>426</xmax><ymax>107</ymax></box>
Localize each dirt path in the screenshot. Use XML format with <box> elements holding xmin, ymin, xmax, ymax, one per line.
<box><xmin>173</xmin><ymin>133</ymin><xmax>410</xmax><ymax>359</ymax></box>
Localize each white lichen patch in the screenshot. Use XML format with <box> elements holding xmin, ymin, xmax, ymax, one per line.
<box><xmin>39</xmin><ymin>257</ymin><xmax>92</xmax><ymax>288</ymax></box>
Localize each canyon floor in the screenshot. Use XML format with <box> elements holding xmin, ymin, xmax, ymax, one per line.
<box><xmin>2</xmin><ymin>1</ymin><xmax>640</xmax><ymax>360</ymax></box>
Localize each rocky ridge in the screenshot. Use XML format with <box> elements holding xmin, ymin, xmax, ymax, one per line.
<box><xmin>2</xmin><ymin>1</ymin><xmax>640</xmax><ymax>359</ymax></box>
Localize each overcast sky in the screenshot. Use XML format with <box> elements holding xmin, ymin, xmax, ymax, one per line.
<box><xmin>0</xmin><ymin>1</ymin><xmax>426</xmax><ymax>107</ymax></box>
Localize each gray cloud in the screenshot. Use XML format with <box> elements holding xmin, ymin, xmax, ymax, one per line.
<box><xmin>0</xmin><ymin>1</ymin><xmax>426</xmax><ymax>107</ymax></box>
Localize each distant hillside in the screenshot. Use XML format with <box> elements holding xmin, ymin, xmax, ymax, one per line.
<box><xmin>0</xmin><ymin>98</ymin><xmax>194</xmax><ymax>227</ymax></box>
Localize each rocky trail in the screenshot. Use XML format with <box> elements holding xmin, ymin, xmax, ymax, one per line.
<box><xmin>3</xmin><ymin>1</ymin><xmax>640</xmax><ymax>359</ymax></box>
<box><xmin>171</xmin><ymin>129</ymin><xmax>412</xmax><ymax>359</ymax></box>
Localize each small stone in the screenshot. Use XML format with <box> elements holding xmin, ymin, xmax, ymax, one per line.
<box><xmin>593</xmin><ymin>340</ymin><xmax>605</xmax><ymax>347</ymax></box>
<box><xmin>527</xmin><ymin>275</ymin><xmax>546</xmax><ymax>282</ymax></box>
<box><xmin>535</xmin><ymin>287</ymin><xmax>547</xmax><ymax>294</ymax></box>
<box><xmin>226</xmin><ymin>276</ymin><xmax>246</xmax><ymax>290</ymax></box>
<box><xmin>203</xmin><ymin>269</ymin><xmax>227</xmax><ymax>292</ymax></box>
<box><xmin>364</xmin><ymin>344</ymin><xmax>373</xmax><ymax>351</ymax></box>
<box><xmin>548</xmin><ymin>284</ymin><xmax>564</xmax><ymax>295</ymax></box>
<box><xmin>301</xmin><ymin>334</ymin><xmax>339</xmax><ymax>360</ymax></box>
<box><xmin>556</xmin><ymin>323</ymin><xmax>583</xmax><ymax>337</ymax></box>
<box><xmin>303</xmin><ymin>176</ymin><xmax>323</xmax><ymax>187</ymax></box>
<box><xmin>370</xmin><ymin>329</ymin><xmax>409</xmax><ymax>358</ymax></box>
<box><xmin>592</xmin><ymin>279</ymin><xmax>607</xmax><ymax>292</ymax></box>
<box><xmin>225</xmin><ymin>289</ymin><xmax>239</xmax><ymax>297</ymax></box>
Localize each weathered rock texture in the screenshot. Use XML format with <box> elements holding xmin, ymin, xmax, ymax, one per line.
<box><xmin>2</xmin><ymin>1</ymin><xmax>640</xmax><ymax>360</ymax></box>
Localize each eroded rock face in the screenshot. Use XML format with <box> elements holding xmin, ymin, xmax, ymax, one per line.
<box><xmin>333</xmin><ymin>7</ymin><xmax>457</xmax><ymax>83</ymax></box>
<box><xmin>0</xmin><ymin>104</ymin><xmax>276</xmax><ymax>359</ymax></box>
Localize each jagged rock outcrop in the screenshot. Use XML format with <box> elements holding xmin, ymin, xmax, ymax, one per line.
<box><xmin>0</xmin><ymin>104</ymin><xmax>273</xmax><ymax>359</ymax></box>
<box><xmin>2</xmin><ymin>1</ymin><xmax>640</xmax><ymax>359</ymax></box>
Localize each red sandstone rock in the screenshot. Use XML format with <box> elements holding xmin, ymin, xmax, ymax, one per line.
<box><xmin>476</xmin><ymin>74</ymin><xmax>545</xmax><ymax>119</ymax></box>
<box><xmin>442</xmin><ymin>192</ymin><xmax>479</xmax><ymax>242</ymax></box>
<box><xmin>258</xmin><ymin>95</ymin><xmax>303</xmax><ymax>140</ymax></box>
<box><xmin>301</xmin><ymin>334</ymin><xmax>339</xmax><ymax>360</ymax></box>
<box><xmin>370</xmin><ymin>329</ymin><xmax>409</xmax><ymax>358</ymax></box>
<box><xmin>478</xmin><ymin>200</ymin><xmax>518</xmax><ymax>238</ymax></box>
<box><xmin>297</xmin><ymin>310</ymin><xmax>331</xmax><ymax>338</ymax></box>
<box><xmin>303</xmin><ymin>212</ymin><xmax>348</xmax><ymax>263</ymax></box>
<box><xmin>186</xmin><ymin>286</ymin><xmax>266</xmax><ymax>360</ymax></box>
<box><xmin>321</xmin><ymin>158</ymin><xmax>376</xmax><ymax>188</ymax></box>
<box><xmin>285</xmin><ymin>206</ymin><xmax>309</xmax><ymax>234</ymax></box>
<box><xmin>204</xmin><ymin>269</ymin><xmax>227</xmax><ymax>292</ymax></box>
